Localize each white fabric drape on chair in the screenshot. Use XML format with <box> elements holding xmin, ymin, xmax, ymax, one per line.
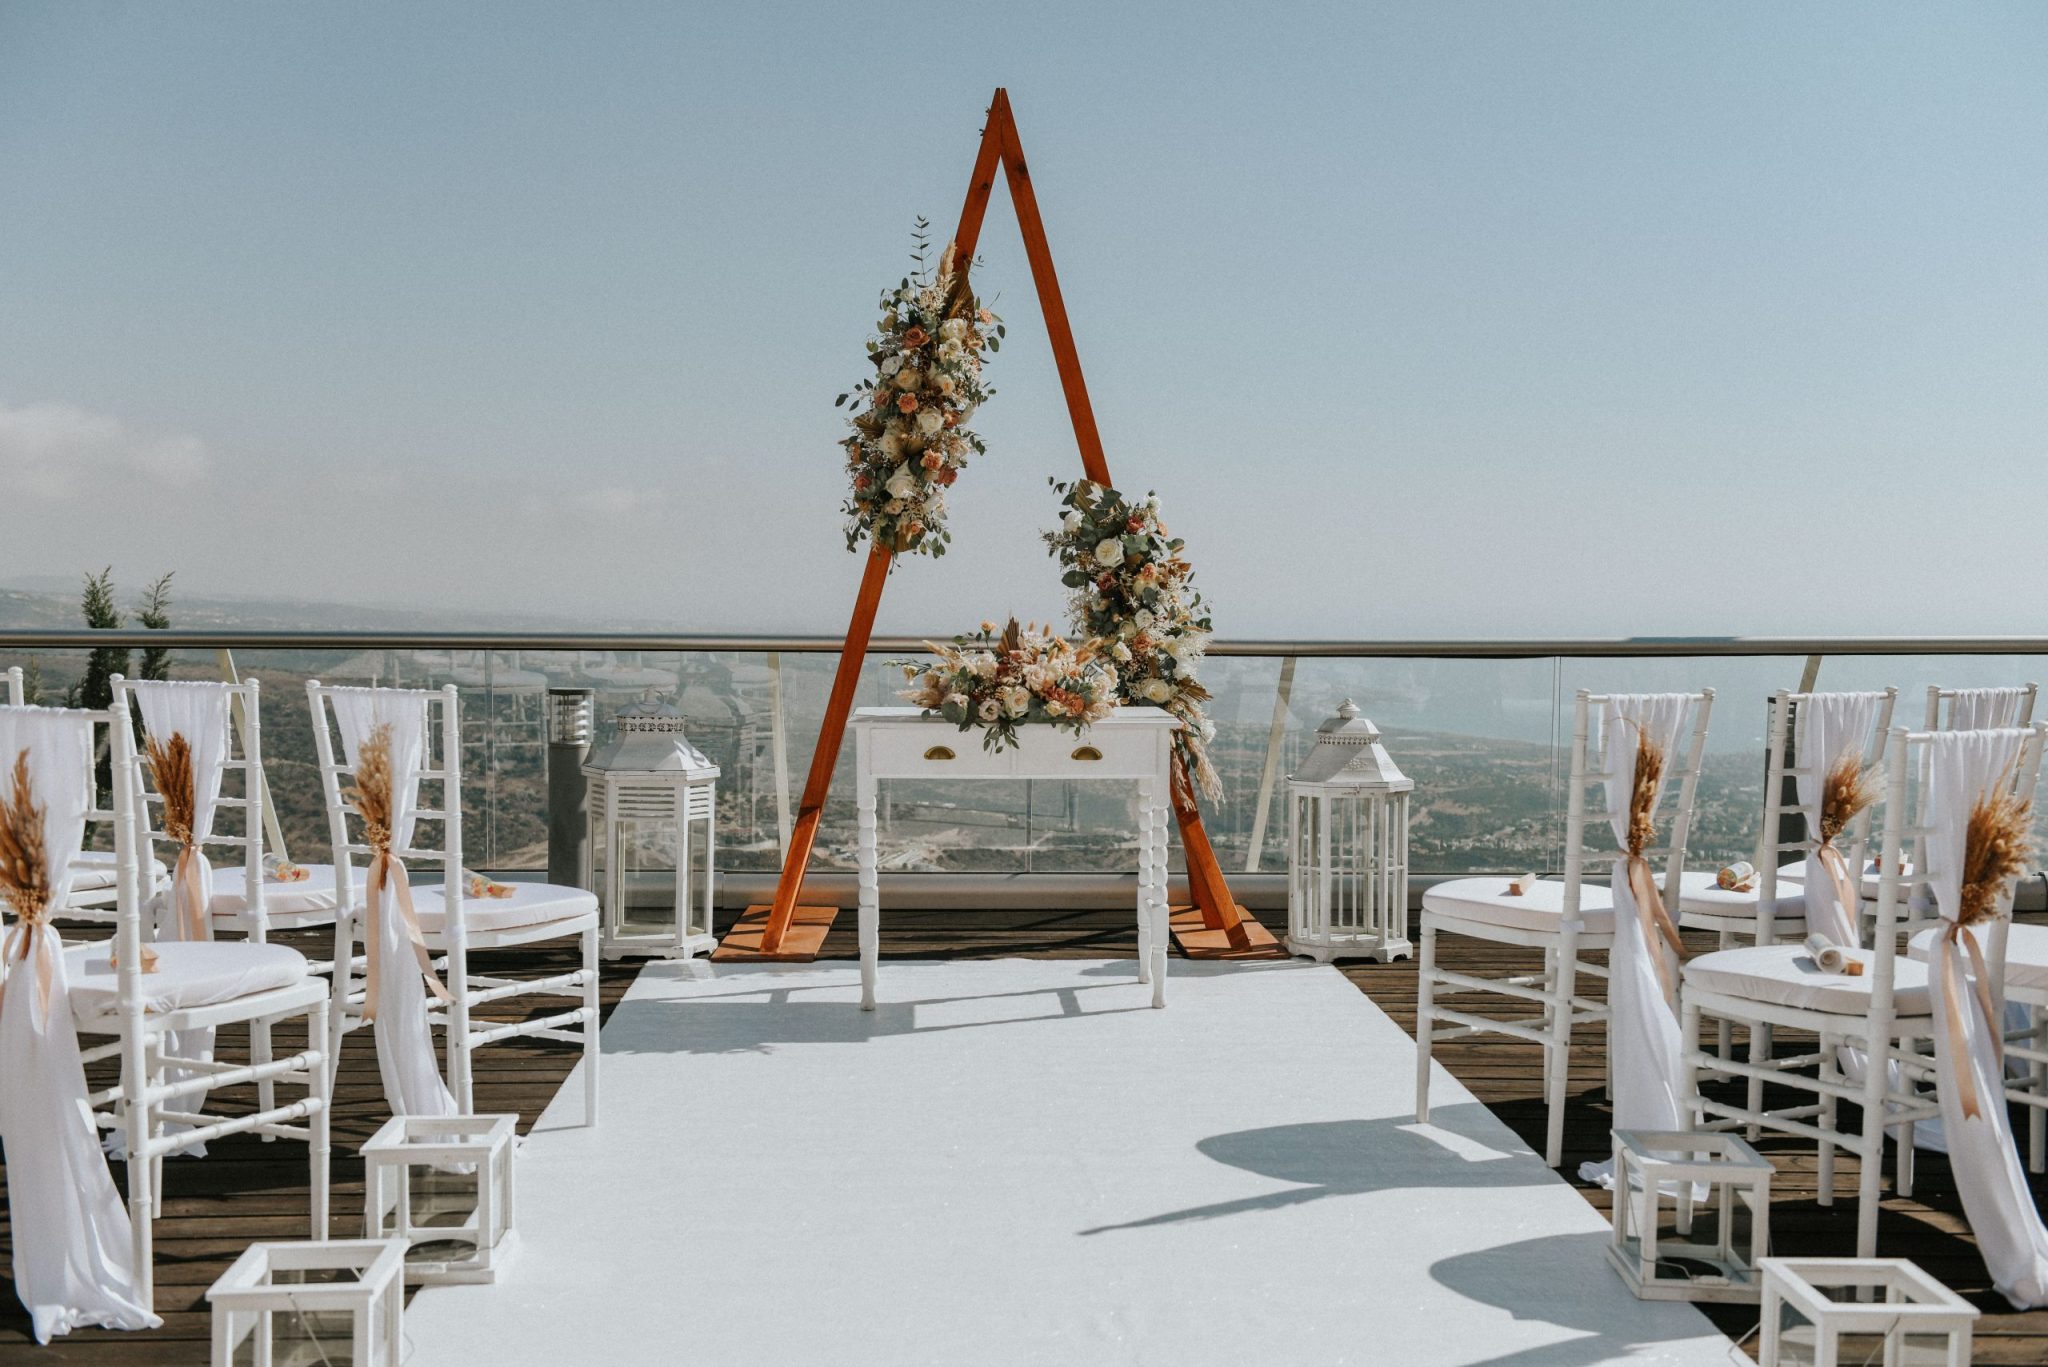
<box><xmin>1950</xmin><ymin>688</ymin><xmax>2029</xmax><ymax>731</ymax></box>
<box><xmin>329</xmin><ymin>688</ymin><xmax>456</xmax><ymax>1119</ymax></box>
<box><xmin>131</xmin><ymin>681</ymin><xmax>232</xmax><ymax>1146</ymax></box>
<box><xmin>1923</xmin><ymin>726</ymin><xmax>2048</xmax><ymax>1308</ymax></box>
<box><xmin>0</xmin><ymin>707</ymin><xmax>160</xmax><ymax>1342</ymax></box>
<box><xmin>1579</xmin><ymin>693</ymin><xmax>1692</xmax><ymax>1188</ymax></box>
<box><xmin>1793</xmin><ymin>691</ymin><xmax>1884</xmax><ymax>949</ymax></box>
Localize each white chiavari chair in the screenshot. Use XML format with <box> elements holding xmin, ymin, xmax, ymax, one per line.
<box><xmin>1683</xmin><ymin>723</ymin><xmax>2047</xmax><ymax>1260</ymax></box>
<box><xmin>19</xmin><ymin>685</ymin><xmax>331</xmax><ymax>1310</ymax></box>
<box><xmin>1416</xmin><ymin>689</ymin><xmax>1713</xmax><ymax>1168</ymax></box>
<box><xmin>308</xmin><ymin>681</ymin><xmax>601</xmax><ymax>1122</ymax></box>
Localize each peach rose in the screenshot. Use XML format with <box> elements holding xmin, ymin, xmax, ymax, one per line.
<box><xmin>901</xmin><ymin>325</ymin><xmax>929</xmax><ymax>348</ymax></box>
<box><xmin>896</xmin><ymin>393</ymin><xmax>918</xmax><ymax>413</ymax></box>
<box><xmin>921</xmin><ymin>449</ymin><xmax>945</xmax><ymax>471</ymax></box>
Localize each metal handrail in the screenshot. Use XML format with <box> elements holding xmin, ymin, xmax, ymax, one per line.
<box><xmin>3</xmin><ymin>629</ymin><xmax>2046</xmax><ymax>657</ymax></box>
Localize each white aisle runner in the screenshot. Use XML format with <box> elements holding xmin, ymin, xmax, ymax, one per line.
<box><xmin>403</xmin><ymin>959</ymin><xmax>1733</xmax><ymax>1366</ymax></box>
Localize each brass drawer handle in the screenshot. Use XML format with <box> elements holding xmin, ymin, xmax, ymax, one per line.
<box><xmin>923</xmin><ymin>745</ymin><xmax>956</xmax><ymax>761</ymax></box>
<box><xmin>1070</xmin><ymin>745</ymin><xmax>1103</xmax><ymax>761</ymax></box>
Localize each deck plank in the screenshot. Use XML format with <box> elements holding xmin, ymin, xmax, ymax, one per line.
<box><xmin>1</xmin><ymin>909</ymin><xmax>2042</xmax><ymax>1363</ymax></box>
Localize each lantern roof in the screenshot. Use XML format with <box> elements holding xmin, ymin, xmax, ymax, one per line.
<box><xmin>1290</xmin><ymin>700</ymin><xmax>1412</xmax><ymax>791</ymax></box>
<box><xmin>581</xmin><ymin>692</ymin><xmax>720</xmax><ymax>780</ymax></box>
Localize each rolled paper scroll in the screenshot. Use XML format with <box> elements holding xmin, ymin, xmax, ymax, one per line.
<box><xmin>462</xmin><ymin>868</ymin><xmax>516</xmax><ymax>899</ymax></box>
<box><xmin>1717</xmin><ymin>861</ymin><xmax>1756</xmax><ymax>892</ymax></box>
<box><xmin>1804</xmin><ymin>933</ymin><xmax>1865</xmax><ymax>977</ymax></box>
<box><xmin>262</xmin><ymin>852</ymin><xmax>310</xmax><ymax>883</ymax></box>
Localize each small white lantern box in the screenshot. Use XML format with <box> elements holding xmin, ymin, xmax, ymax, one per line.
<box><xmin>583</xmin><ymin>693</ymin><xmax>721</xmax><ymax>960</ymax></box>
<box><xmin>1286</xmin><ymin>701</ymin><xmax>1413</xmax><ymax>963</ymax></box>
<box><xmin>361</xmin><ymin>1114</ymin><xmax>517</xmax><ymax>1285</ymax></box>
<box><xmin>208</xmin><ymin>1238</ymin><xmax>405</xmax><ymax>1367</ymax></box>
<box><xmin>1759</xmin><ymin>1258</ymin><xmax>1977</xmax><ymax>1366</ymax></box>
<box><xmin>1606</xmin><ymin>1129</ymin><xmax>1772</xmax><ymax>1302</ymax></box>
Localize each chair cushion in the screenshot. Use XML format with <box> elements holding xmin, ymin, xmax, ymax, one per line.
<box><xmin>410</xmin><ymin>881</ymin><xmax>597</xmax><ymax>934</ymax></box>
<box><xmin>1909</xmin><ymin>922</ymin><xmax>2048</xmax><ymax>996</ymax></box>
<box><xmin>209</xmin><ymin>863</ymin><xmax>342</xmax><ymax>921</ymax></box>
<box><xmin>1676</xmin><ymin>867</ymin><xmax>1808</xmax><ymax>921</ymax></box>
<box><xmin>65</xmin><ymin>851</ymin><xmax>169</xmax><ymax>892</ymax></box>
<box><xmin>1422</xmin><ymin>876</ymin><xmax>1614</xmax><ymax>934</ymax></box>
<box><xmin>63</xmin><ymin>940</ymin><xmax>309</xmax><ymax>1023</ymax></box>
<box><xmin>1683</xmin><ymin>943</ymin><xmax>1930</xmax><ymax>1016</ymax></box>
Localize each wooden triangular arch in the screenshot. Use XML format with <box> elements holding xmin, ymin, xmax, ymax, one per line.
<box><xmin>718</xmin><ymin>89</ymin><xmax>1277</xmax><ymax>961</ymax></box>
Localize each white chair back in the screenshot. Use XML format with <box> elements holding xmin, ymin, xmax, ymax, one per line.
<box><xmin>1559</xmin><ymin>689</ymin><xmax>1715</xmax><ymax>918</ymax></box>
<box><xmin>1926</xmin><ymin>683</ymin><xmax>2038</xmax><ymax>732</ymax></box>
<box><xmin>112</xmin><ymin>677</ymin><xmax>268</xmax><ymax>940</ymax></box>
<box><xmin>1873</xmin><ymin>723</ymin><xmax>2048</xmax><ymax>1010</ymax></box>
<box><xmin>1751</xmin><ymin>689</ymin><xmax>1898</xmax><ymax>944</ymax></box>
<box><xmin>306</xmin><ymin>681</ymin><xmax>467</xmax><ymax>949</ymax></box>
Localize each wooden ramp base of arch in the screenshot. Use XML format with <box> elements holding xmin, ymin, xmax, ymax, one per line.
<box><xmin>715</xmin><ymin>88</ymin><xmax>1284</xmax><ymax>966</ymax></box>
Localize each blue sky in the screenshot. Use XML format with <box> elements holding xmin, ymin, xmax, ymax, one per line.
<box><xmin>3</xmin><ymin>2</ymin><xmax>2043</xmax><ymax>636</ymax></box>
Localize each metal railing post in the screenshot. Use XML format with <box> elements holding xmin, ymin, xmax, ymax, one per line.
<box><xmin>1244</xmin><ymin>655</ymin><xmax>1297</xmax><ymax>873</ymax></box>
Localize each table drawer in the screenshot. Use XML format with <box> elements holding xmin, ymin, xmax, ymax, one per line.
<box><xmin>868</xmin><ymin>728</ymin><xmax>1016</xmax><ymax>777</ymax></box>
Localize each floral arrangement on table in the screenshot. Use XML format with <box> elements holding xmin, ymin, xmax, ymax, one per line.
<box><xmin>1043</xmin><ymin>478</ymin><xmax>1221</xmax><ymax>799</ymax></box>
<box><xmin>890</xmin><ymin>617</ymin><xmax>1119</xmax><ymax>753</ymax></box>
<box><xmin>837</xmin><ymin>220</ymin><xmax>1003</xmax><ymax>557</ymax></box>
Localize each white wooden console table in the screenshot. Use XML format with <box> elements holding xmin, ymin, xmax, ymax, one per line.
<box><xmin>852</xmin><ymin>705</ymin><xmax>1181</xmax><ymax>1011</ymax></box>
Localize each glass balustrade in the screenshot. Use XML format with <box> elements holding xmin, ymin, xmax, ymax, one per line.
<box><xmin>7</xmin><ymin>642</ymin><xmax>2043</xmax><ymax>880</ymax></box>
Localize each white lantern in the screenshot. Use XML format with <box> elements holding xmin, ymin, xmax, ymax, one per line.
<box><xmin>583</xmin><ymin>692</ymin><xmax>721</xmax><ymax>959</ymax></box>
<box><xmin>1606</xmin><ymin>1129</ymin><xmax>1772</xmax><ymax>1302</ymax></box>
<box><xmin>1760</xmin><ymin>1257</ymin><xmax>1977</xmax><ymax>1366</ymax></box>
<box><xmin>1286</xmin><ymin>700</ymin><xmax>1413</xmax><ymax>963</ymax></box>
<box><xmin>361</xmin><ymin>1114</ymin><xmax>517</xmax><ymax>1285</ymax></box>
<box><xmin>208</xmin><ymin>1238</ymin><xmax>406</xmax><ymax>1367</ymax></box>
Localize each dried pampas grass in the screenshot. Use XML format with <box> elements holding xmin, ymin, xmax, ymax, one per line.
<box><xmin>145</xmin><ymin>730</ymin><xmax>196</xmax><ymax>846</ymax></box>
<box><xmin>0</xmin><ymin>749</ymin><xmax>50</xmax><ymax>922</ymax></box>
<box><xmin>1626</xmin><ymin>728</ymin><xmax>1665</xmax><ymax>856</ymax></box>
<box><xmin>1818</xmin><ymin>753</ymin><xmax>1879</xmax><ymax>846</ymax></box>
<box><xmin>346</xmin><ymin>724</ymin><xmax>396</xmax><ymax>850</ymax></box>
<box><xmin>1958</xmin><ymin>786</ymin><xmax>2034</xmax><ymax>927</ymax></box>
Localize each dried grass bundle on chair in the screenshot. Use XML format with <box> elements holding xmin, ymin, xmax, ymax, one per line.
<box><xmin>1623</xmin><ymin>728</ymin><xmax>1685</xmax><ymax>1000</ymax></box>
<box><xmin>1943</xmin><ymin>781</ymin><xmax>2035</xmax><ymax>1118</ymax></box>
<box><xmin>142</xmin><ymin>732</ymin><xmax>194</xmax><ymax>847</ymax></box>
<box><xmin>1817</xmin><ymin>752</ymin><xmax>1879</xmax><ymax>847</ymax></box>
<box><xmin>0</xmin><ymin>750</ymin><xmax>55</xmax><ymax>1013</ymax></box>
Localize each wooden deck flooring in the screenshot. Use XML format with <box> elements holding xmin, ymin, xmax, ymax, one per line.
<box><xmin>4</xmin><ymin>909</ymin><xmax>2045</xmax><ymax>1363</ymax></box>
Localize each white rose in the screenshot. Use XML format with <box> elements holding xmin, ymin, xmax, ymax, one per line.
<box><xmin>894</xmin><ymin>368</ymin><xmax>920</xmax><ymax>391</ymax></box>
<box><xmin>1062</xmin><ymin>512</ymin><xmax>1083</xmax><ymax>534</ymax></box>
<box><xmin>1111</xmin><ymin>642</ymin><xmax>1131</xmax><ymax>662</ymax></box>
<box><xmin>879</xmin><ymin>354</ymin><xmax>904</xmax><ymax>377</ymax></box>
<box><xmin>1118</xmin><ymin>620</ymin><xmax>1138</xmax><ymax>640</ymax></box>
<box><xmin>969</xmin><ymin>652</ymin><xmax>998</xmax><ymax>679</ymax></box>
<box><xmin>1168</xmin><ymin>634</ymin><xmax>1205</xmax><ymax>662</ymax></box>
<box><xmin>878</xmin><ymin>429</ymin><xmax>904</xmax><ymax>459</ymax></box>
<box><xmin>940</xmin><ymin>318</ymin><xmax>969</xmax><ymax>343</ymax></box>
<box><xmin>915</xmin><ymin>408</ymin><xmax>943</xmax><ymax>437</ymax></box>
<box><xmin>978</xmin><ymin>699</ymin><xmax>1001</xmax><ymax>722</ymax></box>
<box><xmin>1044</xmin><ymin>699</ymin><xmax>1067</xmax><ymax>718</ymax></box>
<box><xmin>1139</xmin><ymin>678</ymin><xmax>1172</xmax><ymax>703</ymax></box>
<box><xmin>1002</xmin><ymin>686</ymin><xmax>1031</xmax><ymax>717</ymax></box>
<box><xmin>931</xmin><ymin>372</ymin><xmax>957</xmax><ymax>397</ymax></box>
<box><xmin>885</xmin><ymin>466</ymin><xmax>918</xmax><ymax>500</ymax></box>
<box><xmin>937</xmin><ymin>340</ymin><xmax>965</xmax><ymax>365</ymax></box>
<box><xmin>1094</xmin><ymin>537</ymin><xmax>1123</xmax><ymax>567</ymax></box>
<box><xmin>1133</xmin><ymin>609</ymin><xmax>1155</xmax><ymax>632</ymax></box>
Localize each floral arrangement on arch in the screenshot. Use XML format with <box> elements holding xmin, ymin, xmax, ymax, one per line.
<box><xmin>890</xmin><ymin>617</ymin><xmax>1119</xmax><ymax>753</ymax></box>
<box><xmin>837</xmin><ymin>220</ymin><xmax>1003</xmax><ymax>557</ymax></box>
<box><xmin>1044</xmin><ymin>478</ymin><xmax>1221</xmax><ymax>799</ymax></box>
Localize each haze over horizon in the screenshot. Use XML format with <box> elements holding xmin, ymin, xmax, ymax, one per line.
<box><xmin>4</xmin><ymin>3</ymin><xmax>2044</xmax><ymax>640</ymax></box>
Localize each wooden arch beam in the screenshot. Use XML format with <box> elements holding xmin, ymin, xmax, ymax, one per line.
<box><xmin>719</xmin><ymin>89</ymin><xmax>1265</xmax><ymax>961</ymax></box>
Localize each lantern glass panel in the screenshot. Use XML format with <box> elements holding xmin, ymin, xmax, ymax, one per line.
<box><xmin>403</xmin><ymin>1165</ymin><xmax>484</xmax><ymax>1263</ymax></box>
<box><xmin>226</xmin><ymin>1309</ymin><xmax>374</xmax><ymax>1367</ymax></box>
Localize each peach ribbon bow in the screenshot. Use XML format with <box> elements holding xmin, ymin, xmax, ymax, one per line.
<box><xmin>359</xmin><ymin>828</ymin><xmax>451</xmax><ymax>1025</ymax></box>
<box><xmin>1940</xmin><ymin>921</ymin><xmax>2004</xmax><ymax>1121</ymax></box>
